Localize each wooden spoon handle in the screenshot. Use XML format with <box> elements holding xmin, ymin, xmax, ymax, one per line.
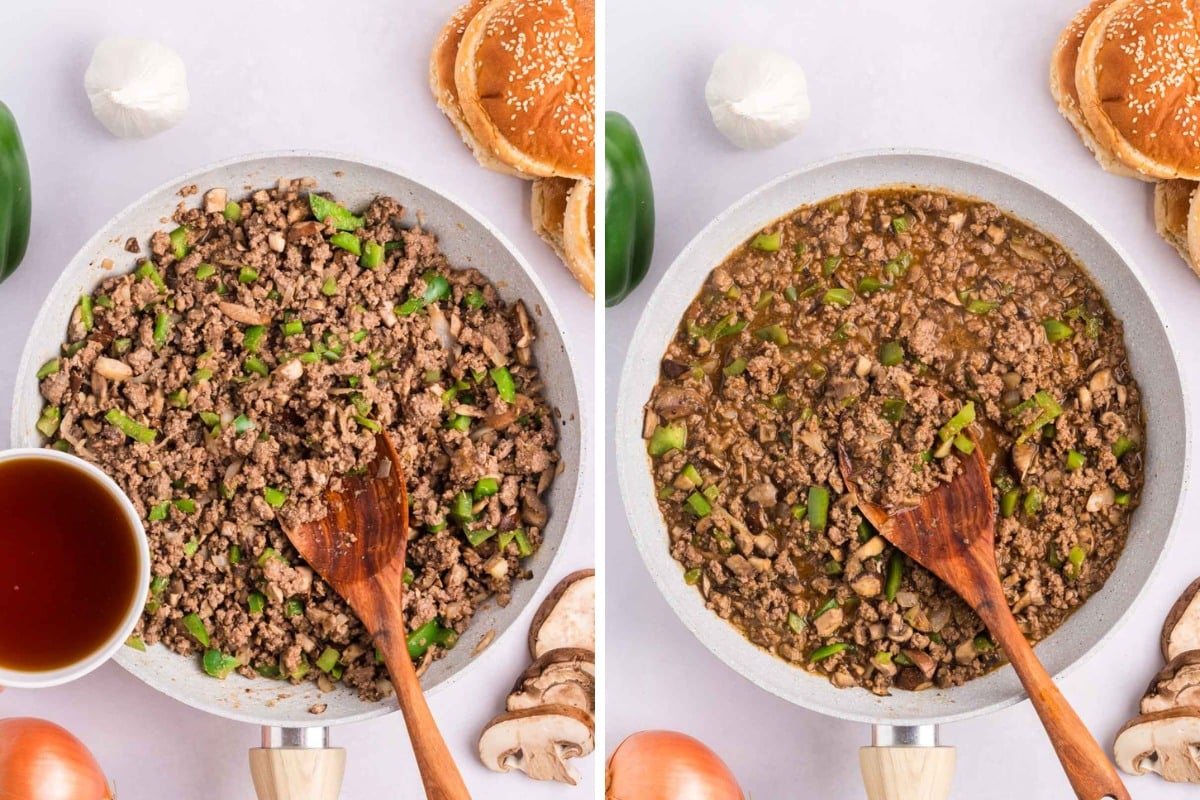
<box><xmin>379</xmin><ymin>638</ymin><xmax>472</xmax><ymax>800</ymax></box>
<box><xmin>380</xmin><ymin>635</ymin><xmax>473</xmax><ymax>800</ymax></box>
<box><xmin>977</xmin><ymin>600</ymin><xmax>1129</xmax><ymax>800</ymax></box>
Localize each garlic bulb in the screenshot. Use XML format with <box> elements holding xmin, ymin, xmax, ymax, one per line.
<box><xmin>705</xmin><ymin>47</ymin><xmax>810</xmax><ymax>150</ymax></box>
<box><xmin>84</xmin><ymin>38</ymin><xmax>189</xmax><ymax>138</ymax></box>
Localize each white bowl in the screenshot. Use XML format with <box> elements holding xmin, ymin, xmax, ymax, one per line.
<box><xmin>0</xmin><ymin>448</ymin><xmax>150</xmax><ymax>689</ymax></box>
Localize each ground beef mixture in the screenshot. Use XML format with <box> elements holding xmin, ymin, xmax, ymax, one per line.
<box><xmin>37</xmin><ymin>178</ymin><xmax>559</xmax><ymax>702</ymax></box>
<box><xmin>646</xmin><ymin>188</ymin><xmax>1144</xmax><ymax>695</ymax></box>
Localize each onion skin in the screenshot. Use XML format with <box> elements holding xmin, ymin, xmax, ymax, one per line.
<box><xmin>0</xmin><ymin>718</ymin><xmax>113</xmax><ymax>800</ymax></box>
<box><xmin>606</xmin><ymin>730</ymin><xmax>745</xmax><ymax>800</ymax></box>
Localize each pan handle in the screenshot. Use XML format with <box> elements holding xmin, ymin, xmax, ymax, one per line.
<box><xmin>249</xmin><ymin>727</ymin><xmax>346</xmax><ymax>800</ymax></box>
<box><xmin>859</xmin><ymin>725</ymin><xmax>955</xmax><ymax>800</ymax></box>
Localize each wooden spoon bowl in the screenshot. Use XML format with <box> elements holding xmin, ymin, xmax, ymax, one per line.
<box><xmin>837</xmin><ymin>435</ymin><xmax>1129</xmax><ymax>800</ymax></box>
<box><xmin>284</xmin><ymin>432</ymin><xmax>471</xmax><ymax>800</ymax></box>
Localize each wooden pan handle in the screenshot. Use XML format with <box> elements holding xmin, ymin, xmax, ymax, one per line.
<box><xmin>860</xmin><ymin>746</ymin><xmax>955</xmax><ymax>800</ymax></box>
<box><xmin>978</xmin><ymin>601</ymin><xmax>1130</xmax><ymax>800</ymax></box>
<box><xmin>379</xmin><ymin>632</ymin><xmax>473</xmax><ymax>800</ymax></box>
<box><xmin>249</xmin><ymin>747</ymin><xmax>346</xmax><ymax>800</ymax></box>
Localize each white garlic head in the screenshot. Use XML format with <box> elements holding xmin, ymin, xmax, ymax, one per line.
<box><xmin>705</xmin><ymin>47</ymin><xmax>810</xmax><ymax>150</ymax></box>
<box><xmin>85</xmin><ymin>38</ymin><xmax>189</xmax><ymax>139</ymax></box>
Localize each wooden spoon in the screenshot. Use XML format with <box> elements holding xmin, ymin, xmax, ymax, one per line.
<box><xmin>837</xmin><ymin>434</ymin><xmax>1129</xmax><ymax>800</ymax></box>
<box><xmin>284</xmin><ymin>432</ymin><xmax>472</xmax><ymax>800</ymax></box>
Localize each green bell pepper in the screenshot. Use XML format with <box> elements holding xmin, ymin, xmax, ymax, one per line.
<box><xmin>0</xmin><ymin>102</ymin><xmax>30</xmax><ymax>283</ymax></box>
<box><xmin>605</xmin><ymin>112</ymin><xmax>654</xmax><ymax>307</ymax></box>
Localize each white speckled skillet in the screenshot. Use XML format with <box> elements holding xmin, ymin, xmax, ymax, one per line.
<box><xmin>615</xmin><ymin>150</ymin><xmax>1188</xmax><ymax>798</ymax></box>
<box><xmin>10</xmin><ymin>152</ymin><xmax>584</xmax><ymax>792</ymax></box>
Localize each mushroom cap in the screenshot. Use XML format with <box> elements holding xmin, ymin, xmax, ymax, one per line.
<box><xmin>1162</xmin><ymin>577</ymin><xmax>1200</xmax><ymax>661</ymax></box>
<box><xmin>478</xmin><ymin>704</ymin><xmax>596</xmax><ymax>785</ymax></box>
<box><xmin>508</xmin><ymin>647</ymin><xmax>596</xmax><ymax>713</ymax></box>
<box><xmin>1114</xmin><ymin>708</ymin><xmax>1200</xmax><ymax>783</ymax></box>
<box><xmin>528</xmin><ymin>569</ymin><xmax>595</xmax><ymax>659</ymax></box>
<box><xmin>1143</xmin><ymin>651</ymin><xmax>1200</xmax><ymax>714</ymax></box>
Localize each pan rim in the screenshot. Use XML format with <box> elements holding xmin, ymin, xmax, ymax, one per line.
<box><xmin>10</xmin><ymin>148</ymin><xmax>587</xmax><ymax>727</ymax></box>
<box><xmin>615</xmin><ymin>147</ymin><xmax>1190</xmax><ymax>726</ymax></box>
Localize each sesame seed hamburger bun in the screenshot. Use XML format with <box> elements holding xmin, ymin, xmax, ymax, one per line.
<box><xmin>455</xmin><ymin>0</ymin><xmax>595</xmax><ymax>180</ymax></box>
<box><xmin>1076</xmin><ymin>0</ymin><xmax>1200</xmax><ymax>180</ymax></box>
<box><xmin>531</xmin><ymin>177</ymin><xmax>571</xmax><ymax>261</ymax></box>
<box><xmin>429</xmin><ymin>0</ymin><xmax>528</xmax><ymax>177</ymax></box>
<box><xmin>1154</xmin><ymin>179</ymin><xmax>1196</xmax><ymax>265</ymax></box>
<box><xmin>531</xmin><ymin>177</ymin><xmax>595</xmax><ymax>295</ymax></box>
<box><xmin>1049</xmin><ymin>0</ymin><xmax>1145</xmax><ymax>179</ymax></box>
<box><xmin>562</xmin><ymin>178</ymin><xmax>595</xmax><ymax>296</ymax></box>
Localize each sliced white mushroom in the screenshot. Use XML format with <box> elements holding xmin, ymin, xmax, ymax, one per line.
<box><xmin>428</xmin><ymin>302</ymin><xmax>457</xmax><ymax>361</ymax></box>
<box><xmin>1113</xmin><ymin>708</ymin><xmax>1200</xmax><ymax>783</ymax></box>
<box><xmin>478</xmin><ymin>705</ymin><xmax>595</xmax><ymax>785</ymax></box>
<box><xmin>203</xmin><ymin>187</ymin><xmax>227</xmax><ymax>214</ymax></box>
<box><xmin>507</xmin><ymin>647</ymin><xmax>595</xmax><ymax>714</ymax></box>
<box><xmin>274</xmin><ymin>358</ymin><xmax>303</xmax><ymax>382</ymax></box>
<box><xmin>93</xmin><ymin>356</ymin><xmax>133</xmax><ymax>381</ymax></box>
<box><xmin>219</xmin><ymin>301</ymin><xmax>270</xmax><ymax>326</ymax></box>
<box><xmin>1142</xmin><ymin>651</ymin><xmax>1200</xmax><ymax>714</ymax></box>
<box><xmin>1163</xmin><ymin>578</ymin><xmax>1200</xmax><ymax>661</ymax></box>
<box><xmin>528</xmin><ymin>570</ymin><xmax>595</xmax><ymax>659</ymax></box>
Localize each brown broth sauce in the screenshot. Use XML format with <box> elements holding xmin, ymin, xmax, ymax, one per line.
<box><xmin>0</xmin><ymin>457</ymin><xmax>140</xmax><ymax>672</ymax></box>
<box><xmin>651</xmin><ymin>188</ymin><xmax>1142</xmax><ymax>693</ymax></box>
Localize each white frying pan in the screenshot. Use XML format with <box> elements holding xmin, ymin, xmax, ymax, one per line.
<box><xmin>10</xmin><ymin>152</ymin><xmax>585</xmax><ymax>798</ymax></box>
<box><xmin>615</xmin><ymin>151</ymin><xmax>1189</xmax><ymax>799</ymax></box>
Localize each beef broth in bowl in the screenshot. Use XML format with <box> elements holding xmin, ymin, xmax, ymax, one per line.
<box><xmin>645</xmin><ymin>188</ymin><xmax>1144</xmax><ymax>695</ymax></box>
<box><xmin>0</xmin><ymin>449</ymin><xmax>149</xmax><ymax>687</ymax></box>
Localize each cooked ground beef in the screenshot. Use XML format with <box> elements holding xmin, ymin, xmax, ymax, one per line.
<box><xmin>646</xmin><ymin>189</ymin><xmax>1144</xmax><ymax>695</ymax></box>
<box><xmin>38</xmin><ymin>178</ymin><xmax>559</xmax><ymax>700</ymax></box>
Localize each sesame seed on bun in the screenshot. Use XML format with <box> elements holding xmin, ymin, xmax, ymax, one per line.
<box><xmin>456</xmin><ymin>0</ymin><xmax>595</xmax><ymax>180</ymax></box>
<box><xmin>1077</xmin><ymin>0</ymin><xmax>1200</xmax><ymax>180</ymax></box>
<box><xmin>1049</xmin><ymin>0</ymin><xmax>1146</xmax><ymax>179</ymax></box>
<box><xmin>429</xmin><ymin>0</ymin><xmax>528</xmax><ymax>176</ymax></box>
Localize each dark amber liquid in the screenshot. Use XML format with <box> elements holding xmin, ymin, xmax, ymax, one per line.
<box><xmin>0</xmin><ymin>457</ymin><xmax>140</xmax><ymax>672</ymax></box>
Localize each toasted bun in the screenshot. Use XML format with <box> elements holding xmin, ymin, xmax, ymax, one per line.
<box><xmin>562</xmin><ymin>179</ymin><xmax>595</xmax><ymax>296</ymax></box>
<box><xmin>429</xmin><ymin>0</ymin><xmax>527</xmax><ymax>176</ymax></box>
<box><xmin>1155</xmin><ymin>179</ymin><xmax>1195</xmax><ymax>261</ymax></box>
<box><xmin>1077</xmin><ymin>0</ymin><xmax>1200</xmax><ymax>180</ymax></box>
<box><xmin>1049</xmin><ymin>0</ymin><xmax>1144</xmax><ymax>179</ymax></box>
<box><xmin>531</xmin><ymin>177</ymin><xmax>594</xmax><ymax>295</ymax></box>
<box><xmin>531</xmin><ymin>177</ymin><xmax>572</xmax><ymax>260</ymax></box>
<box><xmin>1186</xmin><ymin>182</ymin><xmax>1200</xmax><ymax>275</ymax></box>
<box><xmin>456</xmin><ymin>0</ymin><xmax>595</xmax><ymax>180</ymax></box>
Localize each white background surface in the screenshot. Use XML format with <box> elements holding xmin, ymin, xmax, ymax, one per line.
<box><xmin>607</xmin><ymin>1</ymin><xmax>1200</xmax><ymax>798</ymax></box>
<box><xmin>0</xmin><ymin>0</ymin><xmax>596</xmax><ymax>796</ymax></box>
